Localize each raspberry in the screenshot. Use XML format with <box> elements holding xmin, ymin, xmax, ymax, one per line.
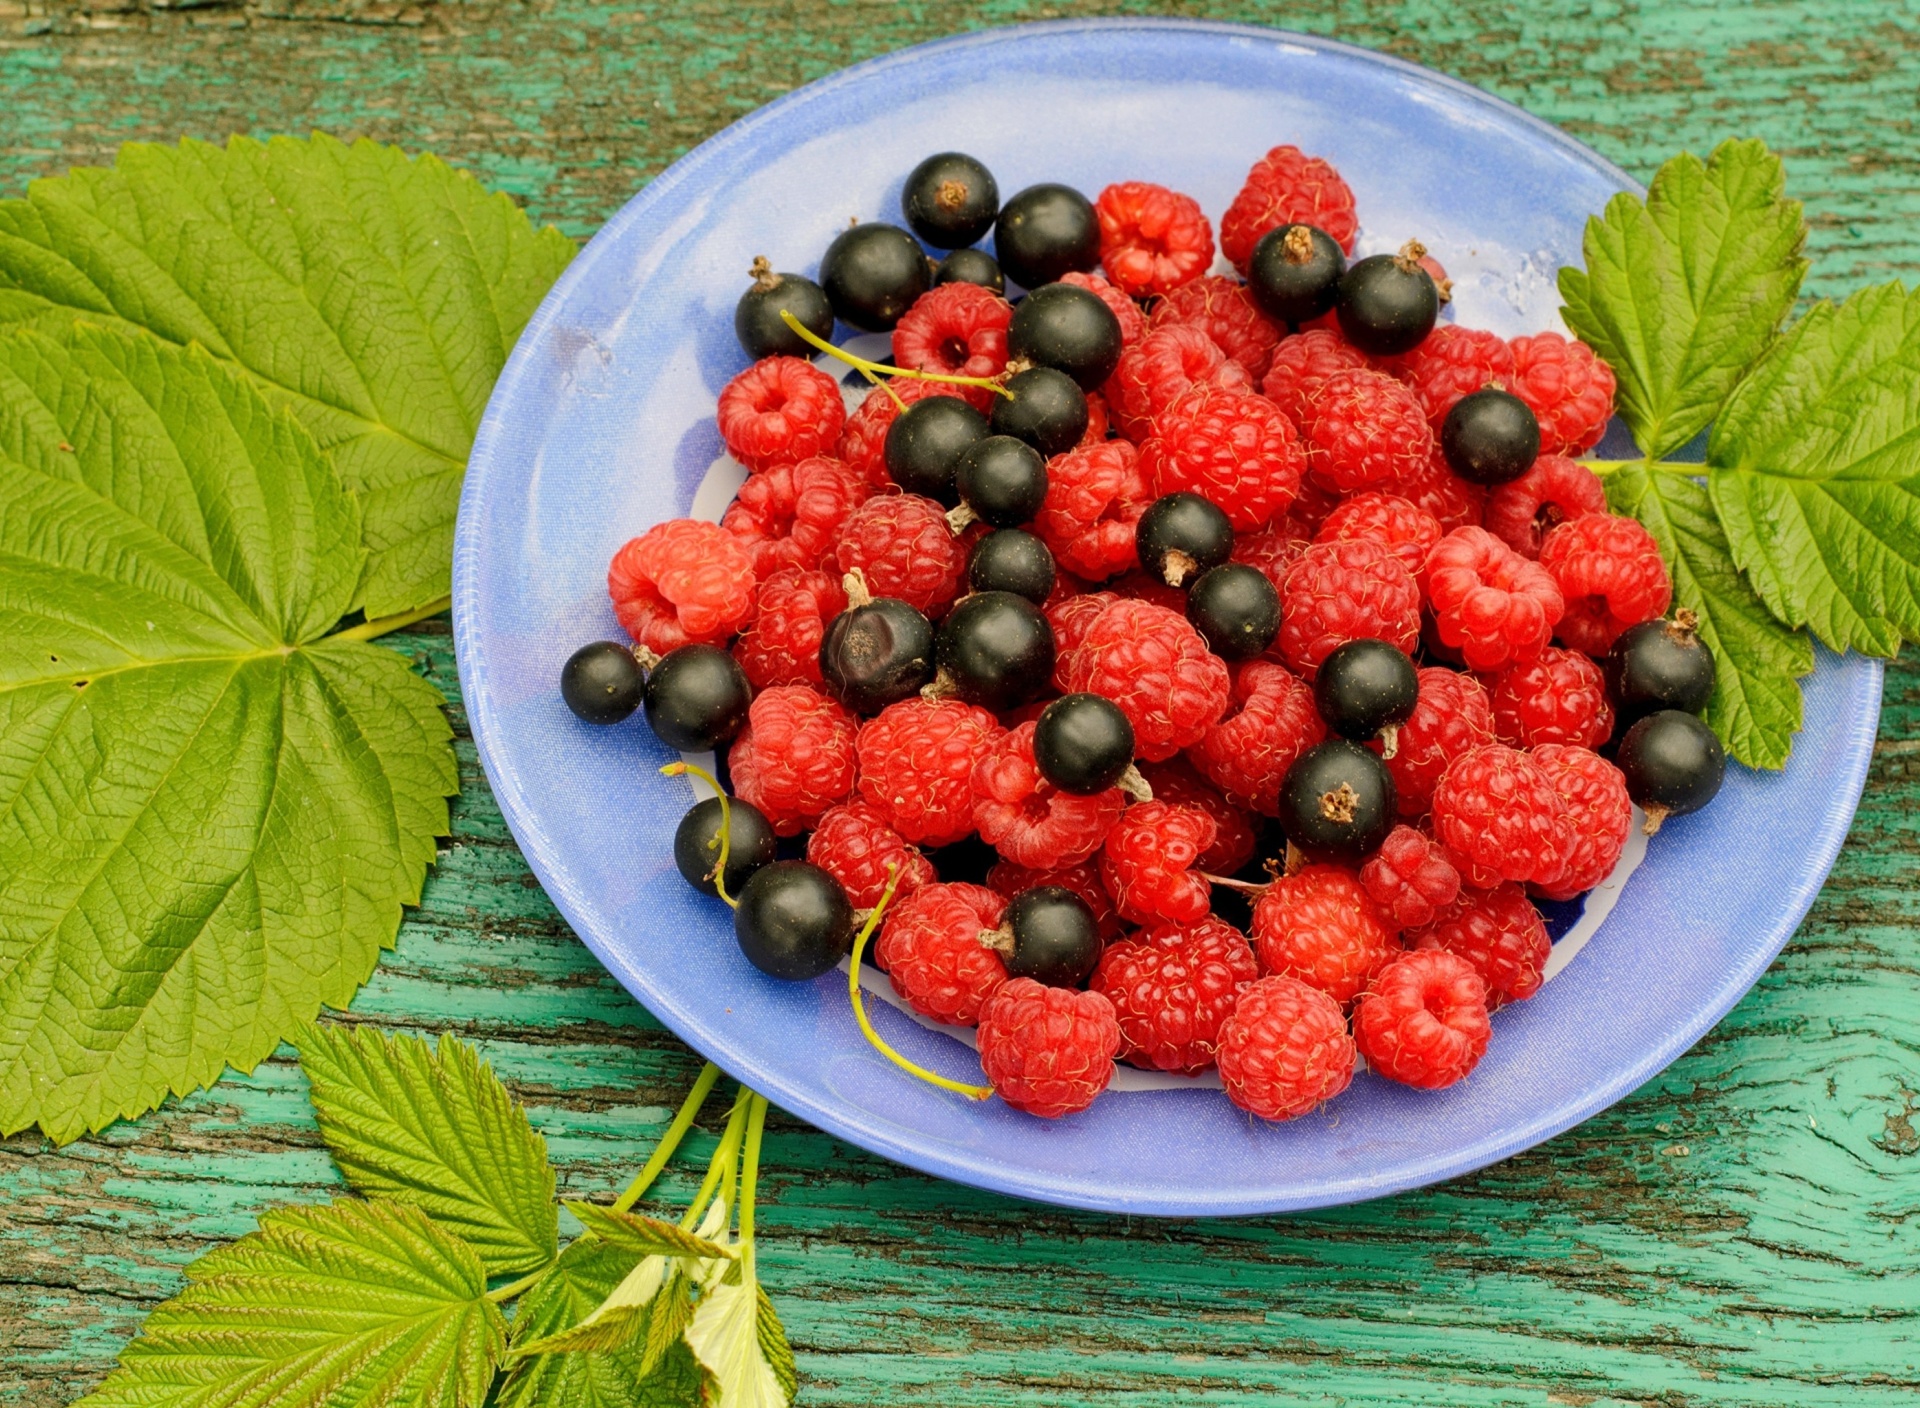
<box><xmin>835</xmin><ymin>377</ymin><xmax>946</xmax><ymax>492</ymax></box>
<box><xmin>732</xmin><ymin>567</ymin><xmax>846</xmax><ymax>689</ymax></box>
<box><xmin>1358</xmin><ymin>825</ymin><xmax>1462</xmax><ymax>930</ymax></box>
<box><xmin>1078</xmin><ymin>388</ymin><xmax>1114</xmax><ymax>447</ymax></box>
<box><xmin>1105</xmin><ymin>324</ymin><xmax>1252</xmax><ymax>442</ymax></box>
<box><xmin>1188</xmin><ymin>660</ymin><xmax>1326</xmax><ymax>815</ymax></box>
<box><xmin>1137</xmin><ymin>758</ymin><xmax>1257</xmax><ymax>874</ymax></box>
<box><xmin>1229</xmin><ymin>525</ymin><xmax>1307</xmax><ymax>595</ymax></box>
<box><xmin>833</xmin><ymin>493</ymin><xmax>969</xmax><ymax>617</ymax></box>
<box><xmin>1061</xmin><ymin>271</ymin><xmax>1147</xmax><ymax>346</ymax></box>
<box><xmin>1352</xmin><ymin>949</ymin><xmax>1491</xmax><ymax>1089</ymax></box>
<box><xmin>1488</xmin><ymin>646</ymin><xmax>1613</xmax><ymax>750</ymax></box>
<box><xmin>1139</xmin><ymin>385</ymin><xmax>1304</xmax><ymax>531</ymax></box>
<box><xmin>1377</xmin><ymin>667</ymin><xmax>1496</xmax><ymax>817</ymax></box>
<box><xmin>1250</xmin><ymin>863</ymin><xmax>1399</xmax><ymax>1006</ymax></box>
<box><xmin>1430</xmin><ymin>743</ymin><xmax>1573</xmax><ymax>890</ymax></box>
<box><xmin>1091</xmin><ymin>918</ymin><xmax>1259</xmax><ymax>1075</ymax></box>
<box><xmin>1046</xmin><ymin>590</ymin><xmax>1119</xmax><ymax>689</ymax></box>
<box><xmin>1031</xmin><ymin>440</ymin><xmax>1154</xmax><ymax>581</ymax></box>
<box><xmin>1219</xmin><ymin>145</ymin><xmax>1360</xmax><ymax>272</ymax></box>
<box><xmin>972</xmin><ymin>721</ymin><xmax>1127</xmax><ymax>868</ymax></box>
<box><xmin>1295</xmin><ymin>367</ymin><xmax>1433</xmax><ymax>496</ymax></box>
<box><xmin>874</xmin><ymin>882</ymin><xmax>1007</xmax><ymax>1026</ymax></box>
<box><xmin>1060</xmin><ymin>598</ymin><xmax>1231</xmax><ymax>761</ymax></box>
<box><xmin>716</xmin><ymin>356</ymin><xmax>846</xmax><ymax>472</ymax></box>
<box><xmin>1539</xmin><ymin>513</ymin><xmax>1673</xmax><ymax>656</ymax></box>
<box><xmin>1095</xmin><ymin>181</ymin><xmax>1215</xmax><ymax>298</ymax></box>
<box><xmin>1214</xmin><ymin>975</ymin><xmax>1356</xmax><ymax>1119</ymax></box>
<box><xmin>986</xmin><ymin>859</ymin><xmax>1126</xmax><ymax>945</ymax></box>
<box><xmin>1280</xmin><ymin>475</ymin><xmax>1345</xmax><ymax>538</ymax></box>
<box><xmin>1508</xmin><ymin>332</ymin><xmax>1616</xmax><ymax>455</ymax></box>
<box><xmin>1259</xmin><ymin>328</ymin><xmax>1374</xmax><ymax>425</ymax></box>
<box><xmin>1277</xmin><ymin>539</ymin><xmax>1422</xmax><ymax>679</ymax></box>
<box><xmin>1315</xmin><ymin>492</ymin><xmax>1442</xmax><ymax>578</ymax></box>
<box><xmin>1387</xmin><ymin>325</ymin><xmax>1515</xmax><ymax>428</ymax></box>
<box><xmin>1408</xmin><ymin>884</ymin><xmax>1549</xmax><ymax>1006</ymax></box>
<box><xmin>1423</xmin><ymin>526</ymin><xmax>1565</xmax><ymax>671</ymax></box>
<box><xmin>1099</xmin><ymin>800</ymin><xmax>1218</xmax><ymax>926</ymax></box>
<box><xmin>1397</xmin><ymin>444</ymin><xmax>1486</xmax><ymax>532</ymax></box>
<box><xmin>891</xmin><ymin>282</ymin><xmax>1011</xmax><ymax>410</ymax></box>
<box><xmin>607</xmin><ymin>519</ymin><xmax>757</xmax><ymax>653</ymax></box>
<box><xmin>1483</xmin><ymin>455</ymin><xmax>1608</xmax><ymax>559</ymax></box>
<box><xmin>976</xmin><ymin>979</ymin><xmax>1120</xmax><ymax>1118</ymax></box>
<box><xmin>1149</xmin><ymin>275</ymin><xmax>1282</xmax><ymax>381</ymax></box>
<box><xmin>855</xmin><ymin>697</ymin><xmax>1003</xmax><ymax>847</ymax></box>
<box><xmin>1108</xmin><ymin>569</ymin><xmax>1189</xmax><ymax>615</ymax></box>
<box><xmin>806</xmin><ymin>801</ymin><xmax>937</xmax><ymax>909</ymax></box>
<box><xmin>1530</xmin><ymin>744</ymin><xmax>1632</xmax><ymax>901</ymax></box>
<box><xmin>720</xmin><ymin>454</ymin><xmax>868</xmax><ymax>579</ymax></box>
<box><xmin>727</xmin><ymin>685</ymin><xmax>858</xmax><ymax>836</ymax></box>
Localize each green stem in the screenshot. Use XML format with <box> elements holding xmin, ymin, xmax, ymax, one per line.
<box><xmin>326</xmin><ymin>594</ymin><xmax>453</xmax><ymax>644</ymax></box>
<box><xmin>778</xmin><ymin>309</ymin><xmax>1013</xmax><ymax>400</ymax></box>
<box><xmin>1580</xmin><ymin>458</ymin><xmax>1697</xmax><ymax>478</ymax></box>
<box><xmin>486</xmin><ymin>1265</ymin><xmax>550</xmax><ymax>1303</ymax></box>
<box><xmin>679</xmin><ymin>1085</ymin><xmax>752</xmax><ymax>1232</ymax></box>
<box><xmin>738</xmin><ymin>1092</ymin><xmax>768</xmax><ymax>1279</ymax></box>
<box><xmin>613</xmin><ymin>1062</ymin><xmax>724</xmax><ymax>1213</ymax></box>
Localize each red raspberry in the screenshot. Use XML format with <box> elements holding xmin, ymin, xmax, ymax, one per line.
<box><xmin>986</xmin><ymin>859</ymin><xmax>1125</xmax><ymax>944</ymax></box>
<box><xmin>976</xmin><ymin>979</ymin><xmax>1120</xmax><ymax>1118</ymax></box>
<box><xmin>1377</xmin><ymin>667</ymin><xmax>1496</xmax><ymax>818</ymax></box>
<box><xmin>1229</xmin><ymin>525</ymin><xmax>1307</xmax><ymax>595</ymax></box>
<box><xmin>833</xmin><ymin>493</ymin><xmax>968</xmax><ymax>617</ymax></box>
<box><xmin>1278</xmin><ymin>539</ymin><xmax>1422</xmax><ymax>679</ymax></box>
<box><xmin>1099</xmin><ymin>800</ymin><xmax>1218</xmax><ymax>926</ymax></box>
<box><xmin>891</xmin><ymin>283</ymin><xmax>1011</xmax><ymax>410</ymax></box>
<box><xmin>1387</xmin><ymin>325</ymin><xmax>1515</xmax><ymax>429</ymax></box>
<box><xmin>1219</xmin><ymin>145</ymin><xmax>1360</xmax><ymax>272</ymax></box>
<box><xmin>1105</xmin><ymin>323</ymin><xmax>1252</xmax><ymax>442</ymax></box>
<box><xmin>1095</xmin><ymin>181</ymin><xmax>1214</xmax><ymax>298</ymax></box>
<box><xmin>1188</xmin><ymin>660</ymin><xmax>1326</xmax><ymax>815</ymax></box>
<box><xmin>1061</xmin><ymin>271</ymin><xmax>1146</xmax><ymax>346</ymax></box>
<box><xmin>1352</xmin><ymin>949</ymin><xmax>1490</xmax><ymax>1088</ymax></box>
<box><xmin>1140</xmin><ymin>385</ymin><xmax>1304</xmax><ymax>531</ymax></box>
<box><xmin>732</xmin><ymin>567</ymin><xmax>846</xmax><ymax>689</ymax></box>
<box><xmin>1259</xmin><ymin>328</ymin><xmax>1373</xmax><ymax>425</ymax></box>
<box><xmin>1483</xmin><ymin>454</ymin><xmax>1608</xmax><ymax>559</ymax></box>
<box><xmin>1508</xmin><ymin>332</ymin><xmax>1616</xmax><ymax>455</ymax></box>
<box><xmin>1061</xmin><ymin>598</ymin><xmax>1231</xmax><ymax>761</ymax></box>
<box><xmin>727</xmin><ymin>685</ymin><xmax>858</xmax><ymax>835</ymax></box>
<box><xmin>1430</xmin><ymin>743</ymin><xmax>1573</xmax><ymax>890</ymax></box>
<box><xmin>1214</xmin><ymin>975</ymin><xmax>1356</xmax><ymax>1119</ymax></box>
<box><xmin>1488</xmin><ymin>646</ymin><xmax>1614</xmax><ymax>749</ymax></box>
<box><xmin>1032</xmin><ymin>440</ymin><xmax>1153</xmax><ymax>581</ymax></box>
<box><xmin>607</xmin><ymin>519</ymin><xmax>757</xmax><ymax>653</ymax></box>
<box><xmin>835</xmin><ymin>378</ymin><xmax>946</xmax><ymax>492</ymax></box>
<box><xmin>1108</xmin><ymin>569</ymin><xmax>1189</xmax><ymax>615</ymax></box>
<box><xmin>972</xmin><ymin>721</ymin><xmax>1127</xmax><ymax>868</ymax></box>
<box><xmin>720</xmin><ymin>454</ymin><xmax>868</xmax><ymax>579</ymax></box>
<box><xmin>1251</xmin><ymin>863</ymin><xmax>1399</xmax><ymax>1006</ymax></box>
<box><xmin>1149</xmin><ymin>275</ymin><xmax>1282</xmax><ymax>381</ymax></box>
<box><xmin>1092</xmin><ymin>918</ymin><xmax>1259</xmax><ymax>1075</ymax></box>
<box><xmin>1137</xmin><ymin>758</ymin><xmax>1257</xmax><ymax>874</ymax></box>
<box><xmin>1539</xmin><ymin>513</ymin><xmax>1672</xmax><ymax>656</ymax></box>
<box><xmin>1046</xmin><ymin>590</ymin><xmax>1119</xmax><ymax>689</ymax></box>
<box><xmin>1398</xmin><ymin>444</ymin><xmax>1486</xmax><ymax>532</ymax></box>
<box><xmin>1282</xmin><ymin>474</ymin><xmax>1346</xmax><ymax>538</ymax></box>
<box><xmin>1295</xmin><ymin>367</ymin><xmax>1433</xmax><ymax>496</ymax></box>
<box><xmin>1358</xmin><ymin>825</ymin><xmax>1462</xmax><ymax>931</ymax></box>
<box><xmin>1423</xmin><ymin>526</ymin><xmax>1565</xmax><ymax>671</ymax></box>
<box><xmin>806</xmin><ymin>801</ymin><xmax>937</xmax><ymax>910</ymax></box>
<box><xmin>1408</xmin><ymin>884</ymin><xmax>1549</xmax><ymax>1006</ymax></box>
<box><xmin>716</xmin><ymin>356</ymin><xmax>845</xmax><ymax>472</ymax></box>
<box><xmin>1315</xmin><ymin>492</ymin><xmax>1442</xmax><ymax>578</ymax></box>
<box><xmin>1530</xmin><ymin>744</ymin><xmax>1632</xmax><ymax>901</ymax></box>
<box><xmin>874</xmin><ymin>882</ymin><xmax>1007</xmax><ymax>1026</ymax></box>
<box><xmin>1416</xmin><ymin>251</ymin><xmax>1451</xmax><ymax>300</ymax></box>
<box><xmin>855</xmin><ymin>697</ymin><xmax>1003</xmax><ymax>847</ymax></box>
<box><xmin>1078</xmin><ymin>388</ymin><xmax>1114</xmax><ymax>447</ymax></box>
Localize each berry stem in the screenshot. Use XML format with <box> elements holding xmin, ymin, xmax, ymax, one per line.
<box><xmin>1201</xmin><ymin>872</ymin><xmax>1270</xmax><ymax>895</ymax></box>
<box><xmin>611</xmin><ymin>1060</ymin><xmax>723</xmax><ymax>1213</ymax></box>
<box><xmin>660</xmin><ymin>761</ymin><xmax>737</xmax><ymax>907</ymax></box>
<box><xmin>779</xmin><ymin>309</ymin><xmax>1014</xmax><ymax>401</ymax></box>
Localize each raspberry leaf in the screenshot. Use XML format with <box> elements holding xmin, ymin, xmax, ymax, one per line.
<box><xmin>1560</xmin><ymin>139</ymin><xmax>1805</xmax><ymax>459</ymax></box>
<box><xmin>684</xmin><ymin>1274</ymin><xmax>790</xmax><ymax>1408</ymax></box>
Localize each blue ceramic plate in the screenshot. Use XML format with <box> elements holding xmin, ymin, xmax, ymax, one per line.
<box><xmin>453</xmin><ymin>18</ymin><xmax>1881</xmax><ymax>1215</ymax></box>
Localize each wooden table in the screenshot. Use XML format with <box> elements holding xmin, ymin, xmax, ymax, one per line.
<box><xmin>4</xmin><ymin>3</ymin><xmax>1917</xmax><ymax>1403</ymax></box>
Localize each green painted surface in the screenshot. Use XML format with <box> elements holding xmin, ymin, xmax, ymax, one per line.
<box><xmin>2</xmin><ymin>3</ymin><xmax>1917</xmax><ymax>1403</ymax></box>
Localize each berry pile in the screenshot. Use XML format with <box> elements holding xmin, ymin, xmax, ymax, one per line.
<box><xmin>563</xmin><ymin>145</ymin><xmax>1729</xmax><ymax>1122</ymax></box>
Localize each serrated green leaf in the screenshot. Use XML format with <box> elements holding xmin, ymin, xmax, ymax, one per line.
<box><xmin>0</xmin><ymin>324</ymin><xmax>455</xmax><ymax>1142</ymax></box>
<box><xmin>0</xmin><ymin>134</ymin><xmax>575</xmax><ymax>615</ymax></box>
<box><xmin>685</xmin><ymin>1273</ymin><xmax>789</xmax><ymax>1408</ymax></box>
<box><xmin>1706</xmin><ymin>280</ymin><xmax>1920</xmax><ymax>656</ymax></box>
<box><xmin>755</xmin><ymin>1284</ymin><xmax>797</xmax><ymax>1403</ymax></box>
<box><xmin>1605</xmin><ymin>465</ymin><xmax>1813</xmax><ymax>768</ymax></box>
<box><xmin>298</xmin><ymin>1024</ymin><xmax>557</xmax><ymax>1276</ymax></box>
<box><xmin>75</xmin><ymin>1198</ymin><xmax>503</xmax><ymax>1408</ymax></box>
<box><xmin>513</xmin><ymin>1250</ymin><xmax>669</xmax><ymax>1359</ymax></box>
<box><xmin>564</xmin><ymin>1202</ymin><xmax>734</xmax><ymax>1263</ymax></box>
<box><xmin>1559</xmin><ymin>139</ymin><xmax>1805</xmax><ymax>458</ymax></box>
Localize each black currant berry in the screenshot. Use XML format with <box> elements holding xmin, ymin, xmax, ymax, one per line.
<box><xmin>1186</xmin><ymin>563</ymin><xmax>1280</xmax><ymax>660</ymax></box>
<box><xmin>561</xmin><ymin>641</ymin><xmax>646</xmax><ymax>724</ymax></box>
<box><xmin>901</xmin><ymin>152</ymin><xmax>999</xmax><ymax>250</ymax></box>
<box><xmin>1247</xmin><ymin>223</ymin><xmax>1346</xmax><ymax>326</ymax></box>
<box><xmin>732</xmin><ymin>861</ymin><xmax>853</xmax><ymax>981</ymax></box>
<box><xmin>1032</xmin><ymin>692</ymin><xmax>1134</xmax><ymax>795</ymax></box>
<box><xmin>1314</xmin><ymin>639</ymin><xmax>1419</xmax><ymax>746</ymax></box>
<box><xmin>884</xmin><ymin>395</ymin><xmax>989</xmax><ymax>503</ymax></box>
<box><xmin>1007</xmin><ymin>282</ymin><xmax>1123</xmax><ymax>390</ymax></box>
<box><xmin>989</xmin><ymin>366</ymin><xmax>1088</xmax><ymax>456</ymax></box>
<box><xmin>643</xmin><ymin>645</ymin><xmax>751</xmax><ymax>752</ymax></box>
<box><xmin>954</xmin><ymin>434</ymin><xmax>1048</xmax><ymax>528</ymax></box>
<box><xmin>1441</xmin><ymin>387</ymin><xmax>1541</xmax><ymax>486</ymax></box>
<box><xmin>1604</xmin><ymin>613</ymin><xmax>1716</xmax><ymax>724</ymax></box>
<box><xmin>820</xmin><ymin>595</ymin><xmax>935</xmax><ymax>715</ymax></box>
<box><xmin>997</xmin><ymin>887</ymin><xmax>1100</xmax><ymax>987</ymax></box>
<box><xmin>1616</xmin><ymin>710</ymin><xmax>1725</xmax><ymax>832</ymax></box>
<box><xmin>1277</xmin><ymin>739</ymin><xmax>1396</xmax><ymax>862</ymax></box>
<box><xmin>993</xmin><ymin>183</ymin><xmax>1099</xmax><ymax>289</ymax></box>
<box><xmin>1136</xmin><ymin>492</ymin><xmax>1233</xmax><ymax>587</ymax></box>
<box><xmin>934</xmin><ymin>247</ymin><xmax>1005</xmax><ymax>295</ymax></box>
<box><xmin>934</xmin><ymin>590</ymin><xmax>1055</xmax><ymax>713</ymax></box>
<box><xmin>673</xmin><ymin>795</ymin><xmax>778</xmax><ymax>898</ymax></box>
<box><xmin>1335</xmin><ymin>241</ymin><xmax>1440</xmax><ymax>357</ymax></box>
<box><xmin>734</xmin><ymin>257</ymin><xmax>835</xmax><ymax>360</ymax></box>
<box><xmin>967</xmin><ymin>528</ymin><xmax>1056</xmax><ymax>604</ymax></box>
<box><xmin>820</xmin><ymin>222</ymin><xmax>931</xmax><ymax>332</ymax></box>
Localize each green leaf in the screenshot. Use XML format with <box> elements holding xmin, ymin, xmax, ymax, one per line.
<box><xmin>755</xmin><ymin>1284</ymin><xmax>798</xmax><ymax>1404</ymax></box>
<box><xmin>0</xmin><ymin>325</ymin><xmax>455</xmax><ymax>1142</ymax></box>
<box><xmin>1559</xmin><ymin>139</ymin><xmax>1806</xmax><ymax>458</ymax></box>
<box><xmin>298</xmin><ymin>1024</ymin><xmax>557</xmax><ymax>1276</ymax></box>
<box><xmin>0</xmin><ymin>134</ymin><xmax>575</xmax><ymax>616</ymax></box>
<box><xmin>76</xmin><ymin>1198</ymin><xmax>503</xmax><ymax>1408</ymax></box>
<box><xmin>685</xmin><ymin>1274</ymin><xmax>789</xmax><ymax>1408</ymax></box>
<box><xmin>1605</xmin><ymin>465</ymin><xmax>1813</xmax><ymax>769</ymax></box>
<box><xmin>1706</xmin><ymin>280</ymin><xmax>1920</xmax><ymax>656</ymax></box>
<box><xmin>512</xmin><ymin>1249</ymin><xmax>670</xmax><ymax>1359</ymax></box>
<box><xmin>563</xmin><ymin>1202</ymin><xmax>734</xmax><ymax>1263</ymax></box>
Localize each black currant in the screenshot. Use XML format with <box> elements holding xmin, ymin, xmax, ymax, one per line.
<box><xmin>643</xmin><ymin>645</ymin><xmax>751</xmax><ymax>752</ymax></box>
<box><xmin>1136</xmin><ymin>492</ymin><xmax>1233</xmax><ymax>587</ymax></box>
<box><xmin>967</xmin><ymin>528</ymin><xmax>1056</xmax><ymax>604</ymax></box>
<box><xmin>1277</xmin><ymin>740</ymin><xmax>1396</xmax><ymax>862</ymax></box>
<box><xmin>820</xmin><ymin>222</ymin><xmax>931</xmax><ymax>332</ymax></box>
<box><xmin>733</xmin><ymin>257</ymin><xmax>835</xmax><ymax>360</ymax></box>
<box><xmin>1007</xmin><ymin>282</ymin><xmax>1123</xmax><ymax>390</ymax></box>
<box><xmin>883</xmin><ymin>394</ymin><xmax>989</xmax><ymax>503</ymax></box>
<box><xmin>1441</xmin><ymin>387</ymin><xmax>1541</xmax><ymax>486</ymax></box>
<box><xmin>1335</xmin><ymin>241</ymin><xmax>1440</xmax><ymax>357</ymax></box>
<box><xmin>954</xmin><ymin>434</ymin><xmax>1048</xmax><ymax>528</ymax></box>
<box><xmin>561</xmin><ymin>641</ymin><xmax>646</xmax><ymax>724</ymax></box>
<box><xmin>933</xmin><ymin>590</ymin><xmax>1055</xmax><ymax>713</ymax></box>
<box><xmin>1604</xmin><ymin>613</ymin><xmax>1716</xmax><ymax>724</ymax></box>
<box><xmin>1247</xmin><ymin>223</ymin><xmax>1346</xmax><ymax>326</ymax></box>
<box><xmin>732</xmin><ymin>861</ymin><xmax>853</xmax><ymax>981</ymax></box>
<box><xmin>1313</xmin><ymin>639</ymin><xmax>1419</xmax><ymax>746</ymax></box>
<box><xmin>673</xmin><ymin>795</ymin><xmax>778</xmax><ymax>898</ymax></box>
<box><xmin>988</xmin><ymin>366</ymin><xmax>1088</xmax><ymax>456</ymax></box>
<box><xmin>901</xmin><ymin>152</ymin><xmax>999</xmax><ymax>250</ymax></box>
<box><xmin>819</xmin><ymin>595</ymin><xmax>935</xmax><ymax>715</ymax></box>
<box><xmin>1032</xmin><ymin>692</ymin><xmax>1134</xmax><ymax>795</ymax></box>
<box><xmin>934</xmin><ymin>247</ymin><xmax>1005</xmax><ymax>295</ymax></box>
<box><xmin>1616</xmin><ymin>710</ymin><xmax>1725</xmax><ymax>832</ymax></box>
<box><xmin>1186</xmin><ymin>563</ymin><xmax>1280</xmax><ymax>660</ymax></box>
<box><xmin>996</xmin><ymin>887</ymin><xmax>1100</xmax><ymax>987</ymax></box>
<box><xmin>993</xmin><ymin>183</ymin><xmax>1099</xmax><ymax>289</ymax></box>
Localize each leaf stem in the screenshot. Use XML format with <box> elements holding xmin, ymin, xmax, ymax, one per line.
<box><xmin>778</xmin><ymin>309</ymin><xmax>1014</xmax><ymax>400</ymax></box>
<box><xmin>486</xmin><ymin>1265</ymin><xmax>550</xmax><ymax>1303</ymax></box>
<box><xmin>679</xmin><ymin>1085</ymin><xmax>753</xmax><ymax>1232</ymax></box>
<box><xmin>327</xmin><ymin>594</ymin><xmax>453</xmax><ymax>643</ymax></box>
<box><xmin>613</xmin><ymin>1061</ymin><xmax>724</xmax><ymax>1213</ymax></box>
<box><xmin>738</xmin><ymin>1092</ymin><xmax>769</xmax><ymax>1279</ymax></box>
<box><xmin>1580</xmin><ymin>457</ymin><xmax>1698</xmax><ymax>478</ymax></box>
